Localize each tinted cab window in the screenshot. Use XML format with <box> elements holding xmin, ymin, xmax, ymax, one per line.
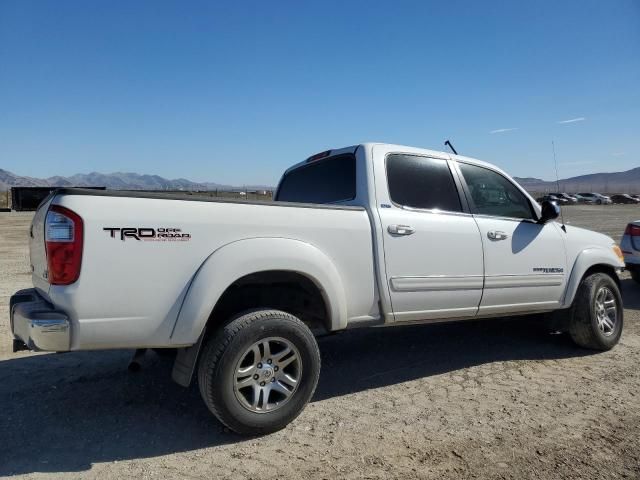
<box><xmin>276</xmin><ymin>154</ymin><xmax>356</xmax><ymax>204</ymax></box>
<box><xmin>458</xmin><ymin>163</ymin><xmax>534</xmax><ymax>220</ymax></box>
<box><xmin>386</xmin><ymin>154</ymin><xmax>462</xmax><ymax>212</ymax></box>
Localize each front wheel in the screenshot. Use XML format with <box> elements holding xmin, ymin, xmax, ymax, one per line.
<box><xmin>197</xmin><ymin>309</ymin><xmax>321</xmax><ymax>435</ymax></box>
<box><xmin>568</xmin><ymin>273</ymin><xmax>623</xmax><ymax>350</ymax></box>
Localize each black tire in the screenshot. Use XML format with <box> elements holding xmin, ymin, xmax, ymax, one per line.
<box><xmin>197</xmin><ymin>309</ymin><xmax>321</xmax><ymax>435</ymax></box>
<box><xmin>568</xmin><ymin>273</ymin><xmax>623</xmax><ymax>350</ymax></box>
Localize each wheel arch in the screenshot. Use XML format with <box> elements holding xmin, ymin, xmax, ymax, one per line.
<box><xmin>170</xmin><ymin>237</ymin><xmax>348</xmax><ymax>346</ymax></box>
<box><xmin>562</xmin><ymin>247</ymin><xmax>622</xmax><ymax>307</ymax></box>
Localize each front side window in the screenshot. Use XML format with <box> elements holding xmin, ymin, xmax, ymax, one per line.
<box><xmin>276</xmin><ymin>154</ymin><xmax>356</xmax><ymax>204</ymax></box>
<box><xmin>458</xmin><ymin>163</ymin><xmax>534</xmax><ymax>220</ymax></box>
<box><xmin>386</xmin><ymin>154</ymin><xmax>462</xmax><ymax>212</ymax></box>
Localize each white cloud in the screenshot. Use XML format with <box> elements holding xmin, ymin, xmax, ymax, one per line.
<box><xmin>557</xmin><ymin>117</ymin><xmax>586</xmax><ymax>124</ymax></box>
<box><xmin>490</xmin><ymin>128</ymin><xmax>518</xmax><ymax>134</ymax></box>
<box><xmin>612</xmin><ymin>152</ymin><xmax>625</xmax><ymax>157</ymax></box>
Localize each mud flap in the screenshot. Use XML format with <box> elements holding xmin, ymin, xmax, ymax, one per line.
<box><xmin>171</xmin><ymin>332</ymin><xmax>205</xmax><ymax>387</ymax></box>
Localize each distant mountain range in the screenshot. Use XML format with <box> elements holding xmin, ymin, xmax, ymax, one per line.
<box><xmin>0</xmin><ymin>168</ymin><xmax>273</xmax><ymax>192</ymax></box>
<box><xmin>2</xmin><ymin>165</ymin><xmax>639</xmax><ymax>194</ymax></box>
<box><xmin>513</xmin><ymin>166</ymin><xmax>640</xmax><ymax>193</ymax></box>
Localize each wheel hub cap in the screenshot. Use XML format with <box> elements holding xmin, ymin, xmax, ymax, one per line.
<box><xmin>594</xmin><ymin>287</ymin><xmax>617</xmax><ymax>337</ymax></box>
<box><xmin>259</xmin><ymin>365</ymin><xmax>274</xmax><ymax>380</ymax></box>
<box><xmin>233</xmin><ymin>337</ymin><xmax>302</xmax><ymax>413</ymax></box>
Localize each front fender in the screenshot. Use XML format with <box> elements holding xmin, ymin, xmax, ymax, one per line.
<box><xmin>561</xmin><ymin>247</ymin><xmax>623</xmax><ymax>307</ymax></box>
<box><xmin>169</xmin><ymin>237</ymin><xmax>348</xmax><ymax>345</ymax></box>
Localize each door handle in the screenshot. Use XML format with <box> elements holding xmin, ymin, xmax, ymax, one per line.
<box><xmin>487</xmin><ymin>230</ymin><xmax>509</xmax><ymax>241</ymax></box>
<box><xmin>388</xmin><ymin>224</ymin><xmax>415</xmax><ymax>236</ymax></box>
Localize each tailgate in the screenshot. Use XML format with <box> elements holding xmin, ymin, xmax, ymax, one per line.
<box><xmin>29</xmin><ymin>195</ymin><xmax>53</xmax><ymax>294</ymax></box>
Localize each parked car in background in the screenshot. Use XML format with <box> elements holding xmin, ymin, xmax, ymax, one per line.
<box><xmin>621</xmin><ymin>222</ymin><xmax>640</xmax><ymax>283</ymax></box>
<box><xmin>552</xmin><ymin>193</ymin><xmax>578</xmax><ymax>203</ymax></box>
<box><xmin>536</xmin><ymin>194</ymin><xmax>568</xmax><ymax>205</ymax></box>
<box><xmin>572</xmin><ymin>194</ymin><xmax>595</xmax><ymax>204</ymax></box>
<box><xmin>610</xmin><ymin>194</ymin><xmax>640</xmax><ymax>204</ymax></box>
<box><xmin>578</xmin><ymin>193</ymin><xmax>612</xmax><ymax>205</ymax></box>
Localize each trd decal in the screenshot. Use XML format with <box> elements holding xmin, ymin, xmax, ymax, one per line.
<box><xmin>533</xmin><ymin>267</ymin><xmax>564</xmax><ymax>274</ymax></box>
<box><xmin>104</xmin><ymin>227</ymin><xmax>191</xmax><ymax>242</ymax></box>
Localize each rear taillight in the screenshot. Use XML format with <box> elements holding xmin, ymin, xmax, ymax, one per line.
<box><xmin>624</xmin><ymin>224</ymin><xmax>640</xmax><ymax>237</ymax></box>
<box><xmin>45</xmin><ymin>205</ymin><xmax>83</xmax><ymax>285</ymax></box>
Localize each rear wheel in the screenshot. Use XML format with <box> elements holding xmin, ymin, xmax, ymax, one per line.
<box><xmin>198</xmin><ymin>309</ymin><xmax>321</xmax><ymax>435</ymax></box>
<box><xmin>568</xmin><ymin>273</ymin><xmax>623</xmax><ymax>350</ymax></box>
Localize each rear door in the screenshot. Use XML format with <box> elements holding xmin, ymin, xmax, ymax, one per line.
<box><xmin>454</xmin><ymin>161</ymin><xmax>567</xmax><ymax>315</ymax></box>
<box><xmin>373</xmin><ymin>146</ymin><xmax>485</xmax><ymax>322</ymax></box>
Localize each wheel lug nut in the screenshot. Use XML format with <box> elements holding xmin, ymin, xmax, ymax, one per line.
<box><xmin>274</xmin><ymin>366</ymin><xmax>279</xmax><ymax>371</ymax></box>
<box><xmin>271</xmin><ymin>378</ymin><xmax>275</xmax><ymax>383</ymax></box>
<box><xmin>267</xmin><ymin>359</ymin><xmax>272</xmax><ymax>364</ymax></box>
<box><xmin>257</xmin><ymin>363</ymin><xmax>262</xmax><ymax>368</ymax></box>
<box><xmin>260</xmin><ymin>381</ymin><xmax>265</xmax><ymax>386</ymax></box>
<box><xmin>253</xmin><ymin>374</ymin><xmax>259</xmax><ymax>380</ymax></box>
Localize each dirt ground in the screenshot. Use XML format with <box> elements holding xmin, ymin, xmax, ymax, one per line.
<box><xmin>1</xmin><ymin>205</ymin><xmax>640</xmax><ymax>479</ymax></box>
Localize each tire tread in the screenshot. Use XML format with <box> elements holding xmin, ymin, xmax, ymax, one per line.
<box><xmin>568</xmin><ymin>273</ymin><xmax>622</xmax><ymax>350</ymax></box>
<box><xmin>197</xmin><ymin>309</ymin><xmax>320</xmax><ymax>434</ymax></box>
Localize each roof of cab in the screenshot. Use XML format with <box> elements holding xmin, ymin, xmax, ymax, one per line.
<box><xmin>283</xmin><ymin>142</ymin><xmax>499</xmax><ymax>176</ymax></box>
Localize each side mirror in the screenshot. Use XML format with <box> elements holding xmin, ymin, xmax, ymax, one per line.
<box><xmin>539</xmin><ymin>200</ymin><xmax>560</xmax><ymax>223</ymax></box>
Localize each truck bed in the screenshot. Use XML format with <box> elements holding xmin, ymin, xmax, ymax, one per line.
<box><xmin>46</xmin><ymin>188</ymin><xmax>364</xmax><ymax>211</ymax></box>
<box><xmin>31</xmin><ymin>189</ymin><xmax>378</xmax><ymax>349</ymax></box>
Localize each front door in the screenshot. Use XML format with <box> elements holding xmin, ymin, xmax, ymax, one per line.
<box><xmin>375</xmin><ymin>149</ymin><xmax>485</xmax><ymax>322</ymax></box>
<box><xmin>455</xmin><ymin>161</ymin><xmax>567</xmax><ymax>315</ymax></box>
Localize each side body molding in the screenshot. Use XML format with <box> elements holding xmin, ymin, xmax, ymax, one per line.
<box><xmin>169</xmin><ymin>237</ymin><xmax>348</xmax><ymax>345</ymax></box>
<box><xmin>561</xmin><ymin>247</ymin><xmax>623</xmax><ymax>308</ymax></box>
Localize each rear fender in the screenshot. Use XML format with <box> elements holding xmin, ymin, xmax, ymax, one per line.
<box><xmin>169</xmin><ymin>237</ymin><xmax>347</xmax><ymax>345</ymax></box>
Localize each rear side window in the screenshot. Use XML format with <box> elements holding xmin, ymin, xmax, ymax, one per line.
<box><xmin>276</xmin><ymin>154</ymin><xmax>356</xmax><ymax>204</ymax></box>
<box><xmin>386</xmin><ymin>154</ymin><xmax>462</xmax><ymax>212</ymax></box>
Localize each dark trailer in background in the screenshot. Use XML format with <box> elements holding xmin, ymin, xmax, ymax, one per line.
<box><xmin>10</xmin><ymin>186</ymin><xmax>106</xmax><ymax>211</ymax></box>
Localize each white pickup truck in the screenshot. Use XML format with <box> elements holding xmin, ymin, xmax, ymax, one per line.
<box><xmin>10</xmin><ymin>143</ymin><xmax>625</xmax><ymax>434</ymax></box>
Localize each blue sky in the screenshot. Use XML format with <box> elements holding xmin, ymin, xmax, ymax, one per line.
<box><xmin>1</xmin><ymin>1</ymin><xmax>638</xmax><ymax>185</ymax></box>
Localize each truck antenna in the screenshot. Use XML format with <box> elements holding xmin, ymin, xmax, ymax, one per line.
<box><xmin>552</xmin><ymin>140</ymin><xmax>566</xmax><ymax>232</ymax></box>
<box><xmin>444</xmin><ymin>140</ymin><xmax>458</xmax><ymax>155</ymax></box>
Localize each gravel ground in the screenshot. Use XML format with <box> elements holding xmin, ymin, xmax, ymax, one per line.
<box><xmin>1</xmin><ymin>206</ymin><xmax>640</xmax><ymax>479</ymax></box>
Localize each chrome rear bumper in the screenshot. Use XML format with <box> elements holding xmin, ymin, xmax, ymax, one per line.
<box><xmin>10</xmin><ymin>288</ymin><xmax>71</xmax><ymax>352</ymax></box>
